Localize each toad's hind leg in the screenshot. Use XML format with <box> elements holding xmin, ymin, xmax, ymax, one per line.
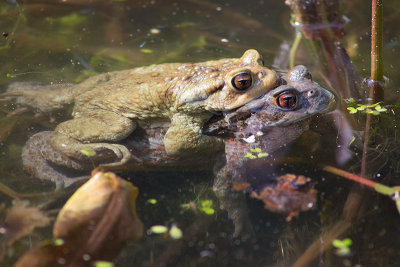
<box><xmin>50</xmin><ymin>111</ymin><xmax>137</xmax><ymax>168</ymax></box>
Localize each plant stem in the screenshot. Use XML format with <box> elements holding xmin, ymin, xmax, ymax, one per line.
<box><xmin>370</xmin><ymin>0</ymin><xmax>384</xmax><ymax>102</ymax></box>
<box><xmin>361</xmin><ymin>0</ymin><xmax>384</xmax><ymax>178</ymax></box>
<box><xmin>321</xmin><ymin>165</ymin><xmax>377</xmax><ymax>188</ymax></box>
<box><xmin>289</xmin><ymin>31</ymin><xmax>302</xmax><ymax>69</ymax></box>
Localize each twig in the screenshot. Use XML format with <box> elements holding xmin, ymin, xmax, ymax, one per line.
<box><xmin>0</xmin><ymin>181</ymin><xmax>55</xmax><ymax>199</ymax></box>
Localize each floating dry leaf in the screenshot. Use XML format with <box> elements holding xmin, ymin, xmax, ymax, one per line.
<box><xmin>15</xmin><ymin>171</ymin><xmax>143</xmax><ymax>266</ymax></box>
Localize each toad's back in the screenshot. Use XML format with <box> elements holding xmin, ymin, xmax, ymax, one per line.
<box><xmin>70</xmin><ymin>50</ymin><xmax>278</xmax><ymax>121</ymax></box>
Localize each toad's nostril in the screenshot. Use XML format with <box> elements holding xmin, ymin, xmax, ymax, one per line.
<box><xmin>307</xmin><ymin>90</ymin><xmax>315</xmax><ymax>97</ymax></box>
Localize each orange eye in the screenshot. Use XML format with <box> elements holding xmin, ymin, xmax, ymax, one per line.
<box><xmin>277</xmin><ymin>92</ymin><xmax>297</xmax><ymax>109</ymax></box>
<box><xmin>232</xmin><ymin>72</ymin><xmax>252</xmax><ymax>91</ymax></box>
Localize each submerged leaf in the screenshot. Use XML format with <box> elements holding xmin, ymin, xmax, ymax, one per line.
<box><xmin>140</xmin><ymin>49</ymin><xmax>153</xmax><ymax>54</ymax></box>
<box><xmin>59</xmin><ymin>13</ymin><xmax>86</xmax><ymax>27</ymax></box>
<box><xmin>249</xmin><ymin>174</ymin><xmax>316</xmax><ymax>219</ymax></box>
<box><xmin>332</xmin><ymin>238</ymin><xmax>352</xmax><ymax>256</ymax></box>
<box><xmin>0</xmin><ymin>200</ymin><xmax>51</xmax><ymax>261</ymax></box>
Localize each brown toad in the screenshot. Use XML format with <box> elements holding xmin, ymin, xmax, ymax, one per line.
<box><xmin>18</xmin><ymin>65</ymin><xmax>334</xmax><ymax>196</ymax></box>
<box><xmin>3</xmin><ymin>50</ymin><xmax>278</xmax><ymax>173</ymax></box>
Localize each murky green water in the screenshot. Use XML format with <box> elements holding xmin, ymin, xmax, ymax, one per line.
<box><xmin>1</xmin><ymin>0</ymin><xmax>400</xmax><ymax>266</ymax></box>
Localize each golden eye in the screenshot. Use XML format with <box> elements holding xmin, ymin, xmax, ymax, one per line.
<box><xmin>232</xmin><ymin>72</ymin><xmax>252</xmax><ymax>91</ymax></box>
<box><xmin>277</xmin><ymin>92</ymin><xmax>297</xmax><ymax>109</ymax></box>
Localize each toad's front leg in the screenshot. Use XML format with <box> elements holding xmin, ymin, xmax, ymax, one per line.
<box><xmin>164</xmin><ymin>112</ymin><xmax>224</xmax><ymax>157</ymax></box>
<box><xmin>49</xmin><ymin>111</ymin><xmax>138</xmax><ymax>168</ymax></box>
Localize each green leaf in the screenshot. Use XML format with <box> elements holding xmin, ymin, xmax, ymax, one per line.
<box><xmin>140</xmin><ymin>49</ymin><xmax>153</xmax><ymax>54</ymax></box>
<box><xmin>169</xmin><ymin>225</ymin><xmax>183</xmax><ymax>239</ymax></box>
<box><xmin>342</xmin><ymin>238</ymin><xmax>352</xmax><ymax>246</ymax></box>
<box><xmin>332</xmin><ymin>239</ymin><xmax>345</xmax><ymax>248</ymax></box>
<box><xmin>0</xmin><ymin>45</ymin><xmax>10</xmax><ymax>51</ymax></box>
<box><xmin>345</xmin><ymin>98</ymin><xmax>356</xmax><ymax>105</ymax></box>
<box><xmin>332</xmin><ymin>238</ymin><xmax>352</xmax><ymax>248</ymax></box>
<box><xmin>375</xmin><ymin>105</ymin><xmax>387</xmax><ymax>112</ymax></box>
<box><xmin>250</xmin><ymin>148</ymin><xmax>262</xmax><ymax>153</ymax></box>
<box><xmin>150</xmin><ymin>225</ymin><xmax>168</xmax><ymax>234</ymax></box>
<box><xmin>54</xmin><ymin>238</ymin><xmax>64</xmax><ymax>246</ymax></box>
<box><xmin>257</xmin><ymin>152</ymin><xmax>269</xmax><ymax>158</ymax></box>
<box><xmin>199</xmin><ymin>200</ymin><xmax>212</xmax><ymax>208</ymax></box>
<box><xmin>347</xmin><ymin>107</ymin><xmax>357</xmax><ymax>114</ymax></box>
<box><xmin>59</xmin><ymin>13</ymin><xmax>86</xmax><ymax>27</ymax></box>
<box><xmin>95</xmin><ymin>261</ymin><xmax>114</xmax><ymax>267</ymax></box>
<box><xmin>177</xmin><ymin>22</ymin><xmax>196</xmax><ymax>28</ymax></box>
<box><xmin>357</xmin><ymin>105</ymin><xmax>366</xmax><ymax>111</ymax></box>
<box><xmin>367</xmin><ymin>110</ymin><xmax>380</xmax><ymax>115</ymax></box>
<box><xmin>368</xmin><ymin>101</ymin><xmax>382</xmax><ymax>108</ymax></box>
<box><xmin>180</xmin><ymin>203</ymin><xmax>191</xmax><ymax>209</ymax></box>
<box><xmin>80</xmin><ymin>149</ymin><xmax>96</xmax><ymax>157</ymax></box>
<box><xmin>244</xmin><ymin>153</ymin><xmax>256</xmax><ymax>159</ymax></box>
<box><xmin>335</xmin><ymin>247</ymin><xmax>351</xmax><ymax>256</ymax></box>
<box><xmin>146</xmin><ymin>198</ymin><xmax>157</xmax><ymax>205</ymax></box>
<box><xmin>348</xmin><ymin>136</ymin><xmax>356</xmax><ymax>147</ymax></box>
<box><xmin>199</xmin><ymin>206</ymin><xmax>215</xmax><ymax>215</ymax></box>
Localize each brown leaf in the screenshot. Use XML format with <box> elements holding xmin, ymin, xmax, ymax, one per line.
<box><xmin>0</xmin><ymin>200</ymin><xmax>51</xmax><ymax>261</ymax></box>
<box><xmin>15</xmin><ymin>171</ymin><xmax>143</xmax><ymax>266</ymax></box>
<box><xmin>249</xmin><ymin>174</ymin><xmax>317</xmax><ymax>219</ymax></box>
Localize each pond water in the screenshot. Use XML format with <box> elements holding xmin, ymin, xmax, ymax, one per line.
<box><xmin>0</xmin><ymin>0</ymin><xmax>400</xmax><ymax>266</ymax></box>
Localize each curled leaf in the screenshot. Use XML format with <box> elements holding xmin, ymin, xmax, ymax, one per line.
<box><xmin>15</xmin><ymin>171</ymin><xmax>143</xmax><ymax>266</ymax></box>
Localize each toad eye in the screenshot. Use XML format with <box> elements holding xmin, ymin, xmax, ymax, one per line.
<box><xmin>232</xmin><ymin>72</ymin><xmax>252</xmax><ymax>91</ymax></box>
<box><xmin>276</xmin><ymin>92</ymin><xmax>297</xmax><ymax>109</ymax></box>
